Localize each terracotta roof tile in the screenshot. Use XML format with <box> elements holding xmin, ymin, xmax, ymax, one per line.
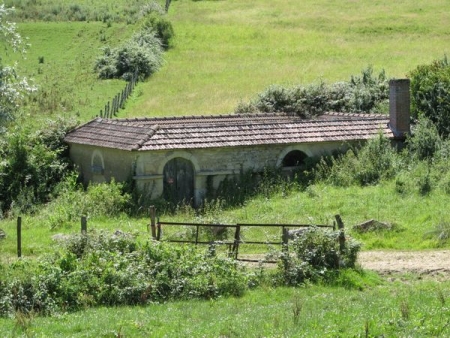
<box><xmin>64</xmin><ymin>113</ymin><xmax>393</xmax><ymax>151</ymax></box>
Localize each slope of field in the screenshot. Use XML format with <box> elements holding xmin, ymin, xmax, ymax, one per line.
<box><xmin>123</xmin><ymin>0</ymin><xmax>450</xmax><ymax>117</ymax></box>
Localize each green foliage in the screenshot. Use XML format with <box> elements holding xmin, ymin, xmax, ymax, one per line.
<box><xmin>142</xmin><ymin>13</ymin><xmax>174</xmax><ymax>49</ymax></box>
<box><xmin>0</xmin><ymin>232</ymin><xmax>248</xmax><ymax>316</ymax></box>
<box><xmin>95</xmin><ymin>27</ymin><xmax>163</xmax><ymax>80</ymax></box>
<box><xmin>0</xmin><ymin>118</ymin><xmax>77</xmax><ymax>215</ymax></box>
<box><xmin>41</xmin><ymin>176</ymin><xmax>131</xmax><ymax>229</ymax></box>
<box><xmin>276</xmin><ymin>227</ymin><xmax>361</xmax><ymax>286</ymax></box>
<box><xmin>235</xmin><ymin>67</ymin><xmax>389</xmax><ymax>117</ymax></box>
<box><xmin>315</xmin><ymin>133</ymin><xmax>399</xmax><ymax>187</ymax></box>
<box><xmin>406</xmin><ymin>116</ymin><xmax>442</xmax><ymax>161</ymax></box>
<box><xmin>409</xmin><ymin>56</ymin><xmax>450</xmax><ymax>138</ymax></box>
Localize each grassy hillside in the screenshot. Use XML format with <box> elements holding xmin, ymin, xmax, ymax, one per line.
<box><xmin>3</xmin><ymin>0</ymin><xmax>449</xmax><ymax>122</ymax></box>
<box><xmin>123</xmin><ymin>0</ymin><xmax>450</xmax><ymax>117</ymax></box>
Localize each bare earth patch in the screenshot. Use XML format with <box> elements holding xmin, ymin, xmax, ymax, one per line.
<box><xmin>358</xmin><ymin>250</ymin><xmax>450</xmax><ymax>278</ymax></box>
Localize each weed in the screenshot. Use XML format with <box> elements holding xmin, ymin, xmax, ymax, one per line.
<box><xmin>292</xmin><ymin>294</ymin><xmax>302</xmax><ymax>325</ymax></box>
<box><xmin>400</xmin><ymin>299</ymin><xmax>410</xmax><ymax>321</ymax></box>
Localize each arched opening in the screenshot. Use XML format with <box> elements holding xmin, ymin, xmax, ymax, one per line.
<box><xmin>282</xmin><ymin>150</ymin><xmax>308</xmax><ymax>168</ymax></box>
<box><xmin>163</xmin><ymin>157</ymin><xmax>195</xmax><ymax>205</ymax></box>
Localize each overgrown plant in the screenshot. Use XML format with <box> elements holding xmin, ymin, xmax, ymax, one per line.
<box><xmin>235</xmin><ymin>66</ymin><xmax>389</xmax><ymax>117</ymax></box>
<box><xmin>276</xmin><ymin>227</ymin><xmax>361</xmax><ymax>286</ymax></box>
<box><xmin>315</xmin><ymin>133</ymin><xmax>399</xmax><ymax>187</ymax></box>
<box><xmin>0</xmin><ymin>117</ymin><xmax>77</xmax><ymax>216</ymax></box>
<box><xmin>409</xmin><ymin>56</ymin><xmax>450</xmax><ymax>138</ymax></box>
<box><xmin>0</xmin><ymin>232</ymin><xmax>248</xmax><ymax>316</ymax></box>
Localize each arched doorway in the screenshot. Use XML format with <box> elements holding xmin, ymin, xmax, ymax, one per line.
<box><xmin>163</xmin><ymin>157</ymin><xmax>195</xmax><ymax>205</ymax></box>
<box><xmin>282</xmin><ymin>150</ymin><xmax>308</xmax><ymax>168</ymax></box>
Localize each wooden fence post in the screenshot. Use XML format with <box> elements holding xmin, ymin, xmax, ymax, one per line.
<box><xmin>334</xmin><ymin>214</ymin><xmax>345</xmax><ymax>253</ymax></box>
<box><xmin>156</xmin><ymin>218</ymin><xmax>161</xmax><ymax>240</ymax></box>
<box><xmin>81</xmin><ymin>216</ymin><xmax>87</xmax><ymax>234</ymax></box>
<box><xmin>195</xmin><ymin>225</ymin><xmax>199</xmax><ymax>245</ymax></box>
<box><xmin>232</xmin><ymin>225</ymin><xmax>241</xmax><ymax>259</ymax></box>
<box><xmin>150</xmin><ymin>206</ymin><xmax>156</xmax><ymax>239</ymax></box>
<box><xmin>17</xmin><ymin>216</ymin><xmax>22</xmax><ymax>258</ymax></box>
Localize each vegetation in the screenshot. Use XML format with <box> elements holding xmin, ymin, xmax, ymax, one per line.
<box><xmin>235</xmin><ymin>67</ymin><xmax>389</xmax><ymax>117</ymax></box>
<box><xmin>1</xmin><ymin>0</ymin><xmax>450</xmax><ymax>336</ymax></box>
<box><xmin>409</xmin><ymin>56</ymin><xmax>450</xmax><ymax>137</ymax></box>
<box><xmin>94</xmin><ymin>27</ymin><xmax>164</xmax><ymax>80</ymax></box>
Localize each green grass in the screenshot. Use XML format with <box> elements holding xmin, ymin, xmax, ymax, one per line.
<box><xmin>3</xmin><ymin>0</ymin><xmax>449</xmax><ymax>122</ymax></box>
<box><xmin>122</xmin><ymin>0</ymin><xmax>450</xmax><ymax>117</ymax></box>
<box><xmin>1</xmin><ymin>279</ymin><xmax>450</xmax><ymax>337</ymax></box>
<box><xmin>1</xmin><ymin>180</ymin><xmax>449</xmax><ymax>263</ymax></box>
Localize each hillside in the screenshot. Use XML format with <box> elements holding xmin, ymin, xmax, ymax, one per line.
<box><xmin>3</xmin><ymin>0</ymin><xmax>449</xmax><ymax>123</ymax></box>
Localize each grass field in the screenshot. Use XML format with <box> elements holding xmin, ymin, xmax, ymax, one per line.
<box><xmin>1</xmin><ymin>281</ymin><xmax>450</xmax><ymax>337</ymax></box>
<box><xmin>123</xmin><ymin>0</ymin><xmax>450</xmax><ymax>117</ymax></box>
<box><xmin>3</xmin><ymin>0</ymin><xmax>449</xmax><ymax>122</ymax></box>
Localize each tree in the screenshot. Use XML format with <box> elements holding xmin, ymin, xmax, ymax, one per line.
<box><xmin>0</xmin><ymin>4</ymin><xmax>35</xmax><ymax>131</ymax></box>
<box><xmin>409</xmin><ymin>56</ymin><xmax>450</xmax><ymax>138</ymax></box>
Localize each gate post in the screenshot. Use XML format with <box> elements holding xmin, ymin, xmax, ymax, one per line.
<box><xmin>232</xmin><ymin>225</ymin><xmax>241</xmax><ymax>259</ymax></box>
<box><xmin>150</xmin><ymin>206</ymin><xmax>156</xmax><ymax>239</ymax></box>
<box><xmin>17</xmin><ymin>217</ymin><xmax>22</xmax><ymax>258</ymax></box>
<box><xmin>334</xmin><ymin>214</ymin><xmax>346</xmax><ymax>253</ymax></box>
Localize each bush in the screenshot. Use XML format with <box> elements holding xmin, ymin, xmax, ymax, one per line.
<box><xmin>0</xmin><ymin>233</ymin><xmax>249</xmax><ymax>316</ymax></box>
<box><xmin>235</xmin><ymin>66</ymin><xmax>389</xmax><ymax>117</ymax></box>
<box><xmin>0</xmin><ymin>117</ymin><xmax>77</xmax><ymax>216</ymax></box>
<box><xmin>315</xmin><ymin>133</ymin><xmax>399</xmax><ymax>187</ymax></box>
<box><xmin>409</xmin><ymin>56</ymin><xmax>450</xmax><ymax>138</ymax></box>
<box><xmin>407</xmin><ymin>116</ymin><xmax>442</xmax><ymax>161</ymax></box>
<box><xmin>276</xmin><ymin>227</ymin><xmax>361</xmax><ymax>286</ymax></box>
<box><xmin>95</xmin><ymin>28</ymin><xmax>163</xmax><ymax>80</ymax></box>
<box><xmin>142</xmin><ymin>14</ymin><xmax>175</xmax><ymax>49</ymax></box>
<box><xmin>41</xmin><ymin>176</ymin><xmax>131</xmax><ymax>229</ymax></box>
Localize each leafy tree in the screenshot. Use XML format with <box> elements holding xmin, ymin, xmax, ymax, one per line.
<box><xmin>409</xmin><ymin>56</ymin><xmax>450</xmax><ymax>138</ymax></box>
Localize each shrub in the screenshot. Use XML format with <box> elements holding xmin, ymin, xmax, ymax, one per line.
<box><xmin>409</xmin><ymin>56</ymin><xmax>450</xmax><ymax>138</ymax></box>
<box><xmin>0</xmin><ymin>233</ymin><xmax>249</xmax><ymax>316</ymax></box>
<box><xmin>407</xmin><ymin>116</ymin><xmax>442</xmax><ymax>161</ymax></box>
<box><xmin>0</xmin><ymin>117</ymin><xmax>77</xmax><ymax>215</ymax></box>
<box><xmin>276</xmin><ymin>227</ymin><xmax>361</xmax><ymax>286</ymax></box>
<box><xmin>315</xmin><ymin>133</ymin><xmax>399</xmax><ymax>187</ymax></box>
<box><xmin>95</xmin><ymin>28</ymin><xmax>163</xmax><ymax>80</ymax></box>
<box><xmin>41</xmin><ymin>177</ymin><xmax>131</xmax><ymax>230</ymax></box>
<box><xmin>142</xmin><ymin>14</ymin><xmax>175</xmax><ymax>49</ymax></box>
<box><xmin>235</xmin><ymin>66</ymin><xmax>389</xmax><ymax>117</ymax></box>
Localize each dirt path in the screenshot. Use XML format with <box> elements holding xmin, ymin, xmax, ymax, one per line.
<box><xmin>358</xmin><ymin>250</ymin><xmax>450</xmax><ymax>276</ymax></box>
<box><xmin>241</xmin><ymin>250</ymin><xmax>450</xmax><ymax>278</ymax></box>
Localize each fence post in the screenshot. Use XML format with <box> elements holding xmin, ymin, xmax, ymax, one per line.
<box><xmin>156</xmin><ymin>218</ymin><xmax>161</xmax><ymax>240</ymax></box>
<box><xmin>334</xmin><ymin>214</ymin><xmax>345</xmax><ymax>253</ymax></box>
<box><xmin>150</xmin><ymin>206</ymin><xmax>156</xmax><ymax>239</ymax></box>
<box><xmin>17</xmin><ymin>216</ymin><xmax>22</xmax><ymax>258</ymax></box>
<box><xmin>81</xmin><ymin>216</ymin><xmax>87</xmax><ymax>234</ymax></box>
<box><xmin>195</xmin><ymin>225</ymin><xmax>199</xmax><ymax>245</ymax></box>
<box><xmin>232</xmin><ymin>225</ymin><xmax>241</xmax><ymax>259</ymax></box>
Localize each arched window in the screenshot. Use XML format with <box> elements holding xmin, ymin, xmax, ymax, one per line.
<box><xmin>282</xmin><ymin>150</ymin><xmax>308</xmax><ymax>168</ymax></box>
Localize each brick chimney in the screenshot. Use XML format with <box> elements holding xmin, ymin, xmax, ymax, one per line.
<box><xmin>389</xmin><ymin>79</ymin><xmax>410</xmax><ymax>138</ymax></box>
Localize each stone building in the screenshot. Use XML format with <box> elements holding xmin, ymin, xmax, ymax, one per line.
<box><xmin>64</xmin><ymin>79</ymin><xmax>410</xmax><ymax>205</ymax></box>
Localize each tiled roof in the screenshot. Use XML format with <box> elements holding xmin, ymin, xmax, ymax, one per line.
<box><xmin>64</xmin><ymin>113</ymin><xmax>393</xmax><ymax>151</ymax></box>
